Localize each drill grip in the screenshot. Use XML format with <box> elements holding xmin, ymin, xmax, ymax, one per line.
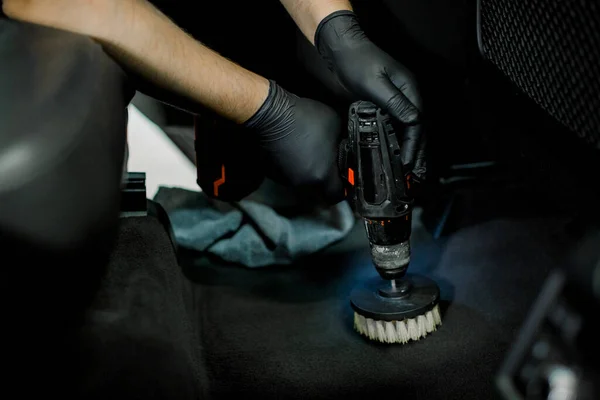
<box><xmin>339</xmin><ymin>101</ymin><xmax>413</xmax><ymax>219</ymax></box>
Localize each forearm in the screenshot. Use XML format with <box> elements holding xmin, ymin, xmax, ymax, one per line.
<box><xmin>279</xmin><ymin>0</ymin><xmax>352</xmax><ymax>44</ymax></box>
<box><xmin>2</xmin><ymin>0</ymin><xmax>268</xmax><ymax>123</ymax></box>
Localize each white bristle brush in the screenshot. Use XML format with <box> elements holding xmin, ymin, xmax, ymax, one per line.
<box><xmin>354</xmin><ymin>304</ymin><xmax>442</xmax><ymax>344</ymax></box>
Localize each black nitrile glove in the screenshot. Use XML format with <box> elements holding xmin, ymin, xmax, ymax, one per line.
<box><xmin>315</xmin><ymin>10</ymin><xmax>426</xmax><ymax>180</ymax></box>
<box><xmin>244</xmin><ymin>80</ymin><xmax>345</xmax><ymax>205</ymax></box>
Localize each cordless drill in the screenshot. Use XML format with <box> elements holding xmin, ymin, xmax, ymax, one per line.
<box><xmin>340</xmin><ymin>101</ymin><xmax>441</xmax><ymax>343</ymax></box>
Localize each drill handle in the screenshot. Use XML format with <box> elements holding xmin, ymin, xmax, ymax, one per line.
<box><xmin>339</xmin><ymin>101</ymin><xmax>413</xmax><ymax>219</ymax></box>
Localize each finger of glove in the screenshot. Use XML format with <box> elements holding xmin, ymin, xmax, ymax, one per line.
<box><xmin>292</xmin><ymin>165</ymin><xmax>345</xmax><ymax>207</ymax></box>
<box><xmin>411</xmin><ymin>128</ymin><xmax>427</xmax><ymax>181</ymax></box>
<box><xmin>390</xmin><ymin>72</ymin><xmax>423</xmax><ymax>111</ymax></box>
<box><xmin>372</xmin><ymin>80</ymin><xmax>421</xmax><ymax>125</ymax></box>
<box><xmin>399</xmin><ymin>124</ymin><xmax>422</xmax><ymax>169</ymax></box>
<box><xmin>317</xmin><ymin>164</ymin><xmax>346</xmax><ymax>205</ymax></box>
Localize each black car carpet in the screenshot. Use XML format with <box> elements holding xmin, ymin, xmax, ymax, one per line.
<box><xmin>77</xmin><ymin>209</ymin><xmax>569</xmax><ymax>399</ymax></box>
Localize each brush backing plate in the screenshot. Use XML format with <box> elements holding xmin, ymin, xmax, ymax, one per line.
<box><xmin>350</xmin><ymin>274</ymin><xmax>440</xmax><ymax>321</ymax></box>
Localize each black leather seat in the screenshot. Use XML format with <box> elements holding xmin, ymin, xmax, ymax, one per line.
<box><xmin>0</xmin><ymin>19</ymin><xmax>131</xmax><ymax>395</ymax></box>
<box><xmin>0</xmin><ymin>20</ymin><xmax>130</xmax><ymax>250</ymax></box>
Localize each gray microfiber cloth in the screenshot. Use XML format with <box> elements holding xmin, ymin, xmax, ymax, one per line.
<box><xmin>153</xmin><ymin>186</ymin><xmax>356</xmax><ymax>267</ymax></box>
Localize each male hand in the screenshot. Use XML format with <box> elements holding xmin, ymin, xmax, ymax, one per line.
<box><xmin>244</xmin><ymin>81</ymin><xmax>345</xmax><ymax>205</ymax></box>
<box><xmin>315</xmin><ymin>11</ymin><xmax>426</xmax><ymax>180</ymax></box>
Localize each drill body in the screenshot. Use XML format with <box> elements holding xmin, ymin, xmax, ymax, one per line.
<box><xmin>339</xmin><ymin>101</ymin><xmax>414</xmax><ymax>281</ymax></box>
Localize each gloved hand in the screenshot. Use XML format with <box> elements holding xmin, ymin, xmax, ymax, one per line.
<box><xmin>315</xmin><ymin>10</ymin><xmax>426</xmax><ymax>180</ymax></box>
<box><xmin>244</xmin><ymin>80</ymin><xmax>345</xmax><ymax>205</ymax></box>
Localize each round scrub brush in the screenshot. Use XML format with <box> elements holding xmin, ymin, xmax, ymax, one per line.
<box><xmin>351</xmin><ymin>274</ymin><xmax>442</xmax><ymax>344</ymax></box>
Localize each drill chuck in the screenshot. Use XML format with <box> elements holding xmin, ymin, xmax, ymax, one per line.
<box><xmin>370</xmin><ymin>241</ymin><xmax>410</xmax><ymax>279</ymax></box>
<box><xmin>364</xmin><ymin>213</ymin><xmax>412</xmax><ymax>280</ymax></box>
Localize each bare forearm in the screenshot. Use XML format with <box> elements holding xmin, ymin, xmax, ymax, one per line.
<box><xmin>2</xmin><ymin>0</ymin><xmax>268</xmax><ymax>123</ymax></box>
<box><xmin>279</xmin><ymin>0</ymin><xmax>352</xmax><ymax>44</ymax></box>
<box><xmin>105</xmin><ymin>0</ymin><xmax>269</xmax><ymax>123</ymax></box>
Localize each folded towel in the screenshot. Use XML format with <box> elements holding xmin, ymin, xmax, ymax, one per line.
<box><xmin>153</xmin><ymin>186</ymin><xmax>356</xmax><ymax>267</ymax></box>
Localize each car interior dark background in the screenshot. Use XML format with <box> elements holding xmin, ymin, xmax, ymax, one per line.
<box><xmin>1</xmin><ymin>0</ymin><xmax>599</xmax><ymax>399</ymax></box>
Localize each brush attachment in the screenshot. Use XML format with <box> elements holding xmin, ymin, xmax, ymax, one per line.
<box><xmin>354</xmin><ymin>304</ymin><xmax>441</xmax><ymax>344</ymax></box>
<box><xmin>350</xmin><ymin>274</ymin><xmax>442</xmax><ymax>344</ymax></box>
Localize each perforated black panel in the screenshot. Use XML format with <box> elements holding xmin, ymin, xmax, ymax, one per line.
<box><xmin>478</xmin><ymin>0</ymin><xmax>600</xmax><ymax>149</ymax></box>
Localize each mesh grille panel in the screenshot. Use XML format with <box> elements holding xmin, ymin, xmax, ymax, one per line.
<box><xmin>479</xmin><ymin>0</ymin><xmax>600</xmax><ymax>148</ymax></box>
